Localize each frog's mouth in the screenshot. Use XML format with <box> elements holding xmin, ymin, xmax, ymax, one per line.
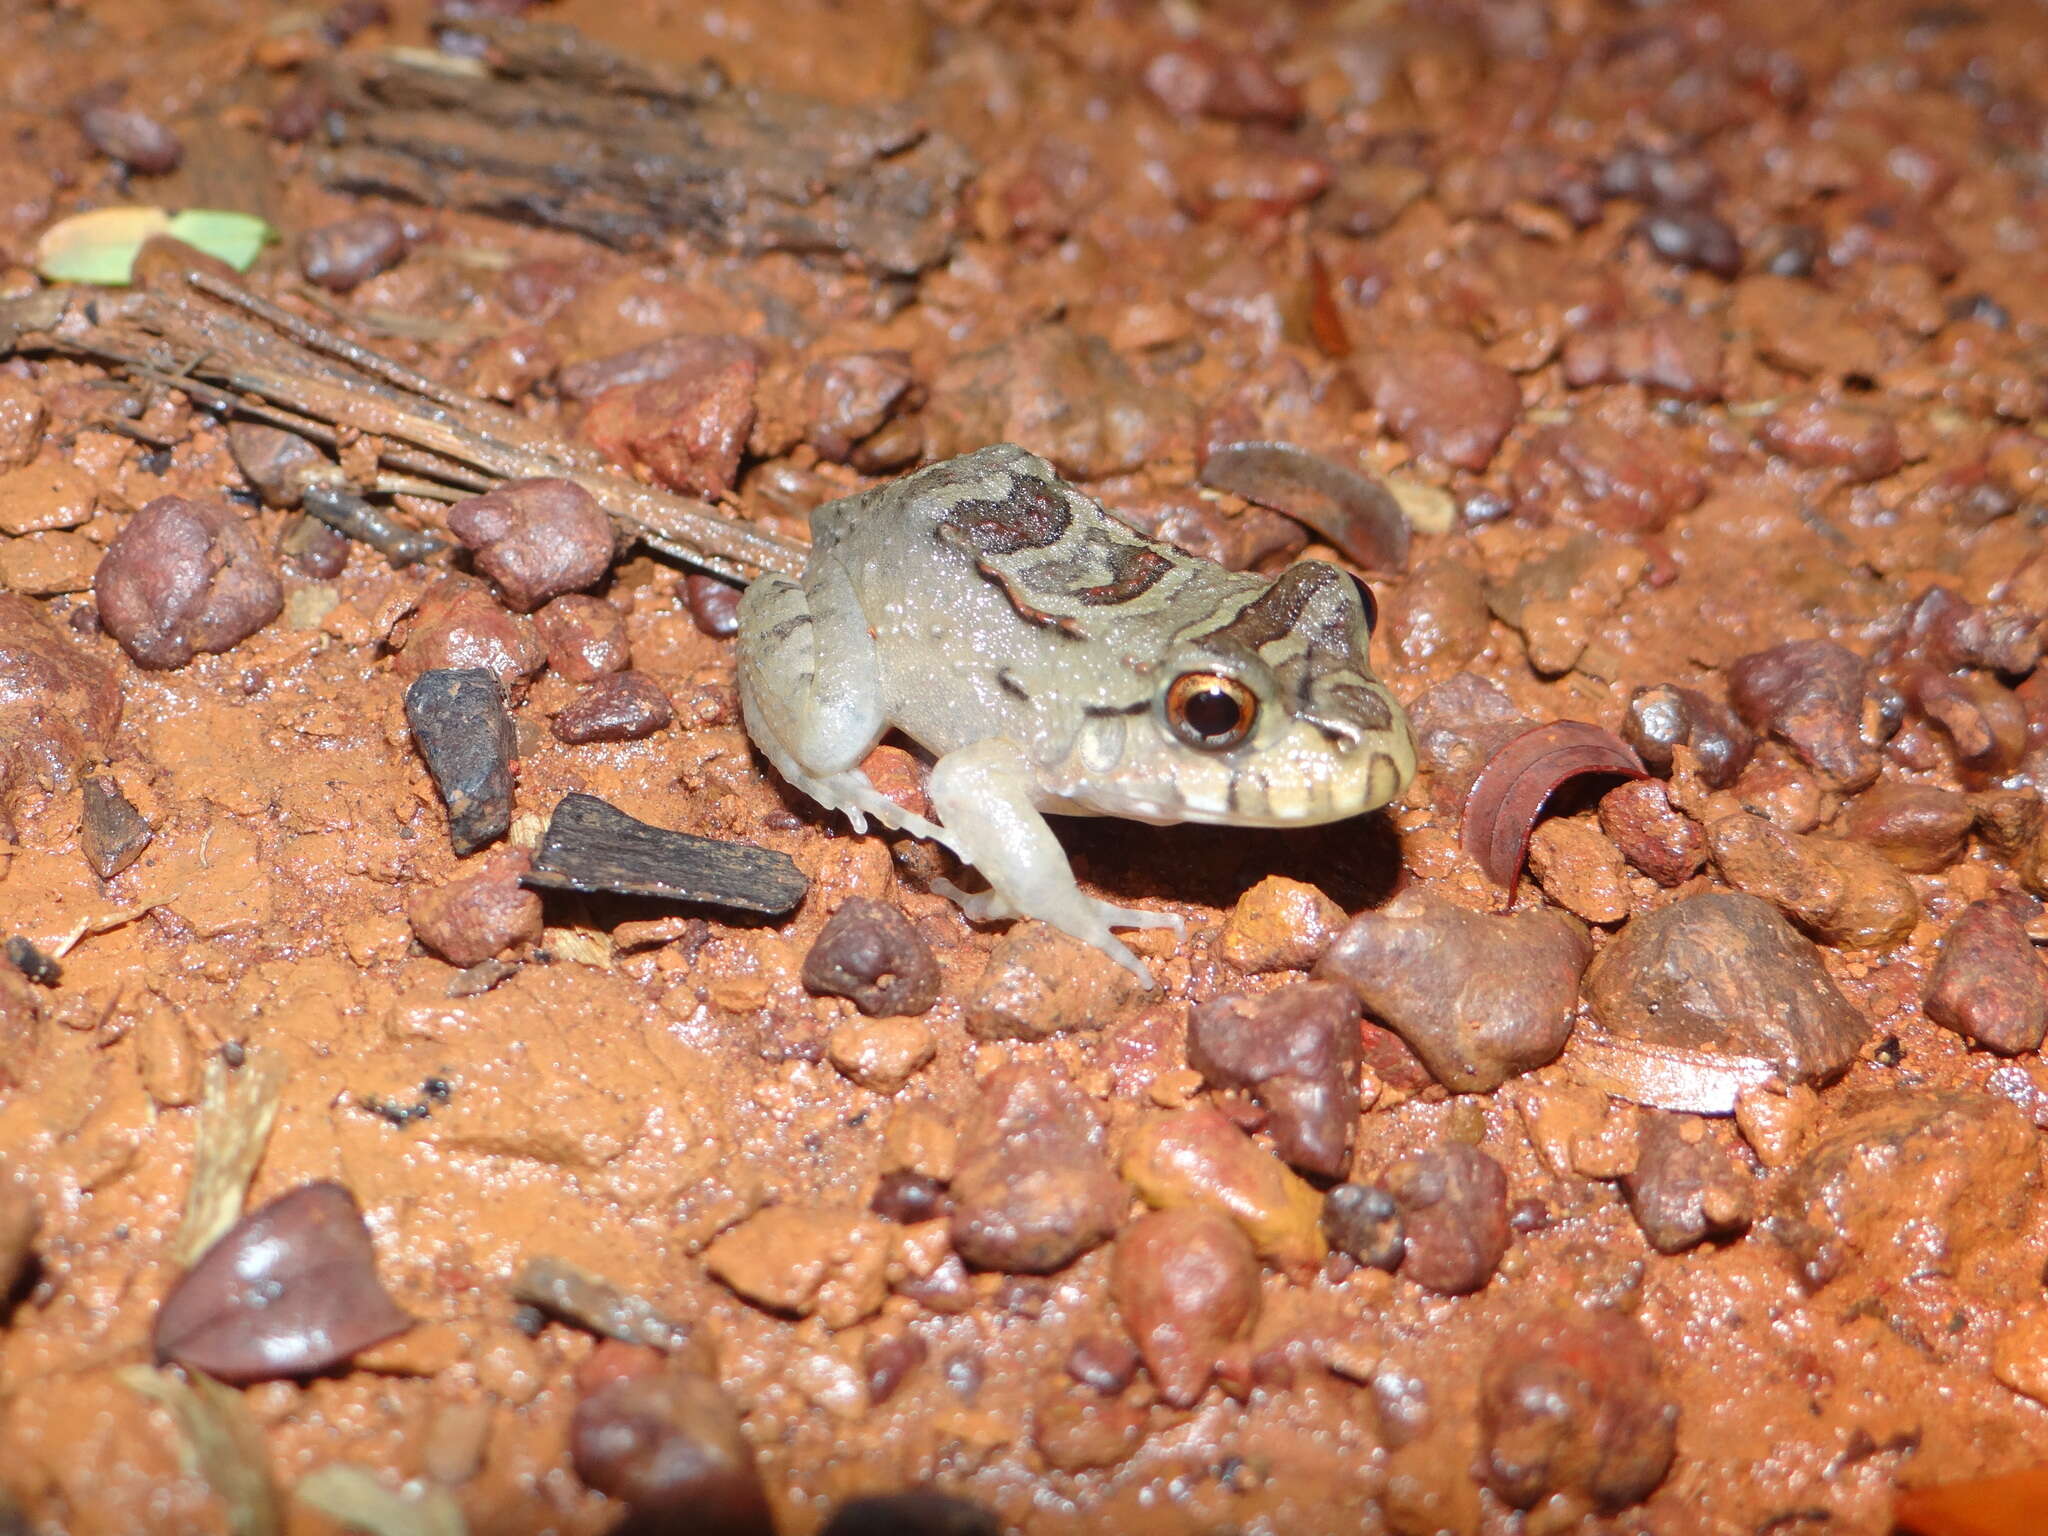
<box><xmin>1060</xmin><ymin>712</ymin><xmax>1417</xmax><ymax>829</ymax></box>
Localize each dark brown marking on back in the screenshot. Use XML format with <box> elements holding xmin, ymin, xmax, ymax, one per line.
<box><xmin>975</xmin><ymin>559</ymin><xmax>1084</xmax><ymax>636</ymax></box>
<box><xmin>1075</xmin><ymin>543</ymin><xmax>1174</xmax><ymax>607</ymax></box>
<box><xmin>1218</xmin><ymin>562</ymin><xmax>1329</xmax><ymax>650</ymax></box>
<box><xmin>941</xmin><ymin>476</ymin><xmax>1073</xmax><ymax>558</ymax></box>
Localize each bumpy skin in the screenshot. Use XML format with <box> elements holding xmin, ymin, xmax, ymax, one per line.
<box><xmin>736</xmin><ymin>444</ymin><xmax>1416</xmax><ymax>982</ymax></box>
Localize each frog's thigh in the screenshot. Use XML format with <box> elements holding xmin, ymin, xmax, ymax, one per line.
<box><xmin>736</xmin><ymin>567</ymin><xmax>884</xmax><ymax>776</ymax></box>
<box><xmin>737</xmin><ymin>573</ymin><xmax>942</xmax><ymax>840</ymax></box>
<box><xmin>927</xmin><ymin>738</ymin><xmax>1175</xmax><ymax>985</ymax></box>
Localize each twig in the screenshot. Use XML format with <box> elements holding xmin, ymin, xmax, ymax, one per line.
<box><xmin>1</xmin><ymin>257</ymin><xmax>806</xmax><ymax>582</ymax></box>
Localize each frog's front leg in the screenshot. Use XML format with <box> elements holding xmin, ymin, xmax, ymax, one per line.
<box><xmin>735</xmin><ymin>569</ymin><xmax>947</xmax><ymax>843</ymax></box>
<box><xmin>926</xmin><ymin>737</ymin><xmax>1182</xmax><ymax>987</ymax></box>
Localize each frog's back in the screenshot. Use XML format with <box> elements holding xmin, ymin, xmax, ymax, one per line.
<box><xmin>807</xmin><ymin>444</ymin><xmax>1254</xmax><ymax>755</ymax></box>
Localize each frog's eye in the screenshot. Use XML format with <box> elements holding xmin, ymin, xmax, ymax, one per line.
<box><xmin>1166</xmin><ymin>673</ymin><xmax>1258</xmax><ymax>750</ymax></box>
<box><xmin>1350</xmin><ymin>575</ymin><xmax>1379</xmax><ymax>632</ymax></box>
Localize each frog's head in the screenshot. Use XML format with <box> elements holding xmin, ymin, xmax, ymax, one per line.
<box><xmin>1071</xmin><ymin>560</ymin><xmax>1416</xmax><ymax>828</ymax></box>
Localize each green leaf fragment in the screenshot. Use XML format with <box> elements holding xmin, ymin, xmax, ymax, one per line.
<box><xmin>32</xmin><ymin>206</ymin><xmax>274</xmax><ymax>285</ymax></box>
<box><xmin>166</xmin><ymin>210</ymin><xmax>275</xmax><ymax>272</ymax></box>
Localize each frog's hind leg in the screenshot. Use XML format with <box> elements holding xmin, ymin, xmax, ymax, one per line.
<box><xmin>735</xmin><ymin>570</ymin><xmax>948</xmax><ymax>843</ymax></box>
<box><xmin>926</xmin><ymin>738</ymin><xmax>1182</xmax><ymax>987</ymax></box>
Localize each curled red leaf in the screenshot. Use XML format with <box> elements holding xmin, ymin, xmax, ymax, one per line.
<box><xmin>153</xmin><ymin>1181</ymin><xmax>412</xmax><ymax>1384</ymax></box>
<box><xmin>1461</xmin><ymin>720</ymin><xmax>1647</xmax><ymax>892</ymax></box>
<box><xmin>1199</xmin><ymin>440</ymin><xmax>1411</xmax><ymax>572</ymax></box>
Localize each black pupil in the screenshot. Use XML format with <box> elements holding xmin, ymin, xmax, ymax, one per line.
<box><xmin>1183</xmin><ymin>687</ymin><xmax>1244</xmax><ymax>740</ymax></box>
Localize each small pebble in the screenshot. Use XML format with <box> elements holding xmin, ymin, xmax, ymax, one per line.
<box><xmin>1727</xmin><ymin>639</ymin><xmax>1881</xmax><ymax>790</ymax></box>
<box><xmin>1584</xmin><ymin>892</ymin><xmax>1867</xmax><ymax>1091</ymax></box>
<box><xmin>446</xmin><ymin>478</ymin><xmax>615</xmax><ymax>613</ymax></box>
<box><xmin>948</xmin><ymin>1065</ymin><xmax>1124</xmax><ymax>1275</ymax></box>
<box><xmin>0</xmin><ymin>378</ymin><xmax>47</xmax><ymax>468</ymax></box>
<box><xmin>578</xmin><ymin>338</ymin><xmax>759</xmax><ymax>499</ymax></box>
<box><xmin>700</xmin><ymin>1207</ymin><xmax>891</xmax><ymax>1328</ymax></box>
<box><xmin>300</xmin><ymin>213</ymin><xmax>410</xmax><ymax>293</ymax></box>
<box><xmin>1121</xmin><ymin>1106</ymin><xmax>1325</xmax><ymax>1277</ymax></box>
<box><xmin>1923</xmin><ymin>896</ymin><xmax>2048</xmax><ymax>1056</ymax></box>
<box><xmin>279</xmin><ymin>515</ymin><xmax>350</xmax><ymax>578</ymax></box>
<box><xmin>1186</xmin><ymin>981</ymin><xmax>1362</xmax><ymax>1180</ymax></box>
<box><xmin>1621</xmin><ymin>1112</ymin><xmax>1754</xmax><ymax>1253</ymax></box>
<box><xmin>869</xmin><ymin>1169</ymin><xmax>947</xmax><ymax>1225</ymax></box>
<box><xmin>801</xmin><ymin>351</ymin><xmax>922</xmax><ymax>463</ymax></box>
<box><xmin>552</xmin><ymin>671</ymin><xmax>674</xmax><ymax>744</ymax></box>
<box><xmin>1110</xmin><ymin>1206</ymin><xmax>1260</xmax><ymax>1408</ymax></box>
<box><xmin>1597</xmin><ymin>779</ymin><xmax>1705</xmax><ymax>886</ymax></box>
<box><xmin>861</xmin><ymin>1333</ymin><xmax>928</xmax><ymax>1405</ymax></box>
<box><xmin>1032</xmin><ymin>1390</ymin><xmax>1148</xmax><ymax>1473</ymax></box>
<box><xmin>397</xmin><ymin>579</ymin><xmax>545</xmax><ymax>696</ymax></box>
<box><xmin>267</xmin><ymin>78</ymin><xmax>329</xmax><ymax>143</ymax></box>
<box><xmin>1317</xmin><ymin>892</ymin><xmax>1591</xmax><ymax>1093</ymax></box>
<box><xmin>802</xmin><ymin>898</ymin><xmax>942</xmax><ymax>1017</ymax></box>
<box><xmin>1321</xmin><ymin>1183</ymin><xmax>1404</xmax><ymax>1271</ymax></box>
<box><xmin>1526</xmin><ymin>816</ymin><xmax>1633</xmax><ymax>924</ymax></box>
<box><xmin>1623</xmin><ymin>683</ymin><xmax>1755</xmax><ymax>789</ymax></box>
<box><xmin>1218</xmin><ymin>875</ymin><xmax>1345</xmax><ymax>973</ymax></box>
<box><xmin>407</xmin><ymin>848</ymin><xmax>541</xmax><ymax>967</ymax></box>
<box><xmin>964</xmin><ymin>920</ymin><xmax>1140</xmax><ymax>1040</ymax></box>
<box><xmin>1142</xmin><ymin>40</ymin><xmax>1300</xmax><ymax>123</ymax></box>
<box><xmin>1770</xmin><ymin>1091</ymin><xmax>2034</xmax><ymax>1292</ymax></box>
<box><xmin>1479</xmin><ymin>1310</ymin><xmax>1678</xmax><ymax>1514</ymax></box>
<box><xmin>1383</xmin><ymin>1145</ymin><xmax>1509</xmax><ymax>1295</ymax></box>
<box><xmin>683</xmin><ymin>574</ymin><xmax>743</xmax><ymax>638</ymax></box>
<box><xmin>572</xmin><ymin>1357</ymin><xmax>774</xmax><ymax>1535</ymax></box>
<box><xmin>827</xmin><ymin>1015</ymin><xmax>935</xmax><ymax>1094</ymax></box>
<box><xmin>820</xmin><ymin>1492</ymin><xmax>999</xmax><ymax>1536</ymax></box>
<box><xmin>95</xmin><ymin>495</ymin><xmax>283</xmax><ymax>670</ymax></box>
<box><xmin>1991</xmin><ymin>1313</ymin><xmax>2048</xmax><ymax>1407</ymax></box>
<box><xmin>1636</xmin><ymin>207</ymin><xmax>1741</xmax><ymax>277</ymax></box>
<box><xmin>78</xmin><ymin>102</ymin><xmax>182</xmax><ymax>173</ymax></box>
<box><xmin>1755</xmin><ymin>397</ymin><xmax>1902</xmax><ymax>482</ymax></box>
<box><xmin>1839</xmin><ymin>782</ymin><xmax>1973</xmax><ymax>873</ymax></box>
<box><xmin>535</xmin><ymin>594</ymin><xmax>631</xmax><ymax>682</ymax></box>
<box><xmin>79</xmin><ymin>775</ymin><xmax>151</xmax><ymax>880</ymax></box>
<box><xmin>1361</xmin><ymin>338</ymin><xmax>1522</xmax><ymax>472</ymax></box>
<box><xmin>1385</xmin><ymin>556</ymin><xmax>1491</xmax><ymax>669</ymax></box>
<box><xmin>1066</xmin><ymin>1334</ymin><xmax>1140</xmax><ymax>1395</ymax></box>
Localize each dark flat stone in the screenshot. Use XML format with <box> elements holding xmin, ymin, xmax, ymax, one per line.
<box><xmin>404</xmin><ymin>668</ymin><xmax>515</xmax><ymax>856</ymax></box>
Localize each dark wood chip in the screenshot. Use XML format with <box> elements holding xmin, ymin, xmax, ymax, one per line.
<box><xmin>152</xmin><ymin>1181</ymin><xmax>412</xmax><ymax>1384</ymax></box>
<box><xmin>1462</xmin><ymin>720</ymin><xmax>1647</xmax><ymax>893</ymax></box>
<box><xmin>524</xmin><ymin>793</ymin><xmax>808</xmax><ymax>916</ymax></box>
<box><xmin>79</xmin><ymin>776</ymin><xmax>152</xmax><ymax>880</ymax></box>
<box><xmin>404</xmin><ymin>668</ymin><xmax>516</xmax><ymax>856</ymax></box>
<box><xmin>510</xmin><ymin>1255</ymin><xmax>691</xmax><ymax>1351</ymax></box>
<box><xmin>1199</xmin><ymin>441</ymin><xmax>1411</xmax><ymax>573</ymax></box>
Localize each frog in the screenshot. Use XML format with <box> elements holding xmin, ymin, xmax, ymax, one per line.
<box><xmin>735</xmin><ymin>443</ymin><xmax>1416</xmax><ymax>985</ymax></box>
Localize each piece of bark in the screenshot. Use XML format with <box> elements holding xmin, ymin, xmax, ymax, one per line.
<box><xmin>525</xmin><ymin>793</ymin><xmax>807</xmax><ymax>916</ymax></box>
<box><xmin>80</xmin><ymin>776</ymin><xmax>152</xmax><ymax>878</ymax></box>
<box><xmin>404</xmin><ymin>668</ymin><xmax>516</xmax><ymax>856</ymax></box>
<box><xmin>318</xmin><ymin>17</ymin><xmax>971</xmax><ymax>276</ymax></box>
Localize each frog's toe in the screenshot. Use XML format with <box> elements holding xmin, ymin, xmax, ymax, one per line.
<box><xmin>1093</xmin><ymin>900</ymin><xmax>1186</xmax><ymax>938</ymax></box>
<box><xmin>1100</xmin><ymin>934</ymin><xmax>1157</xmax><ymax>988</ymax></box>
<box><xmin>931</xmin><ymin>877</ymin><xmax>1016</xmax><ymax>922</ymax></box>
